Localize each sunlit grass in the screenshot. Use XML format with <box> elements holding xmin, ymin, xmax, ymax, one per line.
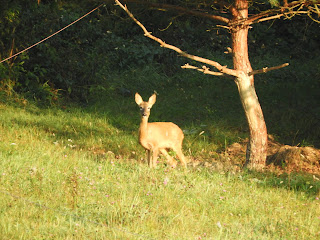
<box><xmin>0</xmin><ymin>102</ymin><xmax>319</xmax><ymax>239</ymax></box>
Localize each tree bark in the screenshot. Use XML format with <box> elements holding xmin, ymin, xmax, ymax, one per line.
<box><xmin>231</xmin><ymin>0</ymin><xmax>268</xmax><ymax>170</ymax></box>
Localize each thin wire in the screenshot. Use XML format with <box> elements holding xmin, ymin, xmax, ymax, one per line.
<box><xmin>0</xmin><ymin>3</ymin><xmax>104</xmax><ymax>63</ymax></box>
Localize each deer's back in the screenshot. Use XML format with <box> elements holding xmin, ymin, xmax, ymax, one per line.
<box><xmin>139</xmin><ymin>122</ymin><xmax>184</xmax><ymax>150</ymax></box>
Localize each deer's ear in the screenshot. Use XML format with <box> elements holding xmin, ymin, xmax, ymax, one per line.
<box><xmin>148</xmin><ymin>94</ymin><xmax>156</xmax><ymax>106</ymax></box>
<box><xmin>135</xmin><ymin>93</ymin><xmax>143</xmax><ymax>105</ymax></box>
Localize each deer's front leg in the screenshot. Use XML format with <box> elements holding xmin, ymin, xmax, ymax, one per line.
<box><xmin>146</xmin><ymin>150</ymin><xmax>152</xmax><ymax>167</ymax></box>
<box><xmin>151</xmin><ymin>148</ymin><xmax>159</xmax><ymax>168</ymax></box>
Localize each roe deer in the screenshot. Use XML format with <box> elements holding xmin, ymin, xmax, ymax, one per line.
<box><xmin>135</xmin><ymin>93</ymin><xmax>187</xmax><ymax>168</ymax></box>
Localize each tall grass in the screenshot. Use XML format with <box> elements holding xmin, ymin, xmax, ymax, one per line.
<box><xmin>0</xmin><ymin>101</ymin><xmax>319</xmax><ymax>239</ymax></box>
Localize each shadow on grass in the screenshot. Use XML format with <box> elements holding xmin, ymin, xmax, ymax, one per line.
<box><xmin>241</xmin><ymin>170</ymin><xmax>320</xmax><ymax>200</ymax></box>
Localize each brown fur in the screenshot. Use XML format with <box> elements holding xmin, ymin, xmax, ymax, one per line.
<box><xmin>135</xmin><ymin>93</ymin><xmax>187</xmax><ymax>168</ymax></box>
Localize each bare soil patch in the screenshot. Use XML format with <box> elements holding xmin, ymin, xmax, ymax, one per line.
<box><xmin>223</xmin><ymin>135</ymin><xmax>320</xmax><ymax>175</ymax></box>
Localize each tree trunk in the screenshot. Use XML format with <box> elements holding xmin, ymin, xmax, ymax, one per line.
<box><xmin>231</xmin><ymin>0</ymin><xmax>268</xmax><ymax>170</ymax></box>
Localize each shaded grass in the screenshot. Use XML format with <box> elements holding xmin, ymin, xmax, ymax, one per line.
<box><xmin>0</xmin><ymin>102</ymin><xmax>319</xmax><ymax>239</ymax></box>
<box><xmin>90</xmin><ymin>57</ymin><xmax>320</xmax><ymax>148</ymax></box>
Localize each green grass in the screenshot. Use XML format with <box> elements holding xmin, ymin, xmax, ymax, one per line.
<box><xmin>0</xmin><ymin>101</ymin><xmax>319</xmax><ymax>239</ymax></box>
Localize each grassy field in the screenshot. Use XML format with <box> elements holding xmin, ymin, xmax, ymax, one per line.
<box><xmin>0</xmin><ymin>100</ymin><xmax>319</xmax><ymax>240</ymax></box>
<box><xmin>1</xmin><ymin>2</ymin><xmax>319</xmax><ymax>238</ymax></box>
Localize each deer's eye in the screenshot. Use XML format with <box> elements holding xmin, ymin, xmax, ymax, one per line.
<box><xmin>147</xmin><ymin>107</ymin><xmax>151</xmax><ymax>110</ymax></box>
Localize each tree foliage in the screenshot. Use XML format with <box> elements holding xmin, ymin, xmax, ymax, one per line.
<box><xmin>0</xmin><ymin>0</ymin><xmax>319</xmax><ymax>101</ymax></box>
<box><xmin>0</xmin><ymin>0</ymin><xmax>163</xmax><ymax>101</ymax></box>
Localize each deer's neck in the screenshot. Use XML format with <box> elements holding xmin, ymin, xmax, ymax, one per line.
<box><xmin>139</xmin><ymin>116</ymin><xmax>149</xmax><ymax>142</ymax></box>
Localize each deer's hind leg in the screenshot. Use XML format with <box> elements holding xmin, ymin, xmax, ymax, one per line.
<box><xmin>173</xmin><ymin>146</ymin><xmax>187</xmax><ymax>168</ymax></box>
<box><xmin>160</xmin><ymin>149</ymin><xmax>177</xmax><ymax>168</ymax></box>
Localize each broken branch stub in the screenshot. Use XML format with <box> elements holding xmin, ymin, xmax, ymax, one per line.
<box><xmin>249</xmin><ymin>63</ymin><xmax>289</xmax><ymax>76</ymax></box>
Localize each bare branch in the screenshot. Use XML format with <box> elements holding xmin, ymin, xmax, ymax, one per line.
<box><xmin>229</xmin><ymin>0</ymin><xmax>320</xmax><ymax>26</ymax></box>
<box><xmin>143</xmin><ymin>2</ymin><xmax>230</xmax><ymax>23</ymax></box>
<box><xmin>115</xmin><ymin>0</ymin><xmax>239</xmax><ymax>77</ymax></box>
<box><xmin>181</xmin><ymin>64</ymin><xmax>225</xmax><ymax>76</ymax></box>
<box><xmin>308</xmin><ymin>4</ymin><xmax>320</xmax><ymax>23</ymax></box>
<box><xmin>253</xmin><ymin>10</ymin><xmax>310</xmax><ymax>23</ymax></box>
<box><xmin>254</xmin><ymin>13</ymin><xmax>285</xmax><ymax>23</ymax></box>
<box><xmin>249</xmin><ymin>63</ymin><xmax>289</xmax><ymax>76</ymax></box>
<box><xmin>112</xmin><ymin>0</ymin><xmax>230</xmax><ymax>23</ymax></box>
<box><xmin>216</xmin><ymin>24</ymin><xmax>231</xmax><ymax>30</ymax></box>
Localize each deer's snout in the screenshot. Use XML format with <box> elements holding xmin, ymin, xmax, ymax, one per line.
<box><xmin>140</xmin><ymin>109</ymin><xmax>148</xmax><ymax>117</ymax></box>
<box><xmin>139</xmin><ymin>106</ymin><xmax>150</xmax><ymax>117</ymax></box>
